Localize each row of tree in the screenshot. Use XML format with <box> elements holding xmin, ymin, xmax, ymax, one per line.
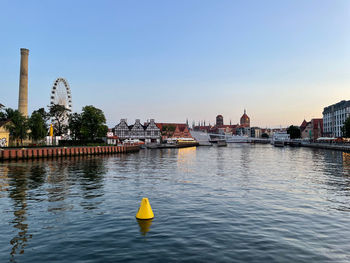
<box><xmin>0</xmin><ymin>104</ymin><xmax>108</xmax><ymax>146</ymax></box>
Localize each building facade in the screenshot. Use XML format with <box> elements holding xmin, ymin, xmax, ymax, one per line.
<box><xmin>0</xmin><ymin>120</ymin><xmax>10</xmax><ymax>147</ymax></box>
<box><xmin>114</xmin><ymin>119</ymin><xmax>160</xmax><ymax>143</ymax></box>
<box><xmin>156</xmin><ymin>123</ymin><xmax>192</xmax><ymax>140</ymax></box>
<box><xmin>240</xmin><ymin>109</ymin><xmax>250</xmax><ymax>127</ymax></box>
<box><xmin>323</xmin><ymin>100</ymin><xmax>350</xmax><ymax>137</ymax></box>
<box><xmin>250</xmin><ymin>127</ymin><xmax>262</xmax><ymax>138</ymax></box>
<box><xmin>216</xmin><ymin>115</ymin><xmax>223</xmax><ymax>126</ymax></box>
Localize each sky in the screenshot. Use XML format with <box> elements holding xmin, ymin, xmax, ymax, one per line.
<box><xmin>0</xmin><ymin>0</ymin><xmax>349</xmax><ymax>127</ymax></box>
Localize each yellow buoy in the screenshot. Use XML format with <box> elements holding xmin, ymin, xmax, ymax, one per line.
<box><xmin>136</xmin><ymin>197</ymin><xmax>154</xmax><ymax>220</ymax></box>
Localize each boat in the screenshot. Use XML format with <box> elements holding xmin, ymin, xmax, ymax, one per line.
<box><xmin>272</xmin><ymin>131</ymin><xmax>290</xmax><ymax>147</ymax></box>
<box><xmin>190</xmin><ymin>131</ymin><xmax>213</xmax><ymax>146</ymax></box>
<box><xmin>217</xmin><ymin>139</ymin><xmax>227</xmax><ymax>147</ymax></box>
<box><xmin>176</xmin><ymin>138</ymin><xmax>198</xmax><ymax>147</ymax></box>
<box><xmin>224</xmin><ymin>134</ymin><xmax>249</xmax><ymax>143</ymax></box>
<box><xmin>273</xmin><ymin>140</ymin><xmax>285</xmax><ymax>147</ymax></box>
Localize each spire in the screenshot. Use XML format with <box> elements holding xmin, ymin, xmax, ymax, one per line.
<box><xmin>244</xmin><ymin>109</ymin><xmax>246</xmax><ymax>115</ymax></box>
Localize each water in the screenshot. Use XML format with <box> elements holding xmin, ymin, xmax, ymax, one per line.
<box><xmin>1</xmin><ymin>145</ymin><xmax>350</xmax><ymax>262</ymax></box>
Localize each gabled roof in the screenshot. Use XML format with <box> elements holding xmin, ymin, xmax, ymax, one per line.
<box><xmin>300</xmin><ymin>119</ymin><xmax>308</xmax><ymax>128</ymax></box>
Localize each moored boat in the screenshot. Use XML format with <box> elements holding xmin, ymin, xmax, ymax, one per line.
<box><xmin>273</xmin><ymin>140</ymin><xmax>285</xmax><ymax>147</ymax></box>
<box><xmin>217</xmin><ymin>139</ymin><xmax>227</xmax><ymax>147</ymax></box>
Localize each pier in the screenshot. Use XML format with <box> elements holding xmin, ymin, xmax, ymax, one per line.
<box><xmin>0</xmin><ymin>145</ymin><xmax>139</xmax><ymax>161</ymax></box>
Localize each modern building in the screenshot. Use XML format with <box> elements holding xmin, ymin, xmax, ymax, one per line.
<box><xmin>323</xmin><ymin>100</ymin><xmax>350</xmax><ymax>137</ymax></box>
<box><xmin>114</xmin><ymin>119</ymin><xmax>161</xmax><ymax>143</ymax></box>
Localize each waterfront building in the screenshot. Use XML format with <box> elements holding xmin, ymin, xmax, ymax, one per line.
<box><xmin>216</xmin><ymin>115</ymin><xmax>223</xmax><ymax>126</ymax></box>
<box><xmin>114</xmin><ymin>119</ymin><xmax>130</xmax><ymax>139</ymax></box>
<box><xmin>106</xmin><ymin>130</ymin><xmax>118</xmax><ymax>145</ymax></box>
<box><xmin>114</xmin><ymin>119</ymin><xmax>161</xmax><ymax>143</ymax></box>
<box><xmin>323</xmin><ymin>100</ymin><xmax>350</xmax><ymax>137</ymax></box>
<box><xmin>301</xmin><ymin>121</ymin><xmax>312</xmax><ymax>139</ymax></box>
<box><xmin>250</xmin><ymin>127</ymin><xmax>262</xmax><ymax>138</ymax></box>
<box><xmin>300</xmin><ymin>119</ymin><xmax>323</xmax><ymax>140</ymax></box>
<box><xmin>311</xmin><ymin>119</ymin><xmax>323</xmax><ymax>140</ymax></box>
<box><xmin>240</xmin><ymin>109</ymin><xmax>250</xmax><ymax>127</ymax></box>
<box><xmin>129</xmin><ymin>119</ymin><xmax>145</xmax><ymax>139</ymax></box>
<box><xmin>145</xmin><ymin>119</ymin><xmax>161</xmax><ymax>143</ymax></box>
<box><xmin>0</xmin><ymin>120</ymin><xmax>11</xmax><ymax>147</ymax></box>
<box><xmin>156</xmin><ymin>123</ymin><xmax>192</xmax><ymax>140</ymax></box>
<box><xmin>236</xmin><ymin>126</ymin><xmax>250</xmax><ymax>136</ymax></box>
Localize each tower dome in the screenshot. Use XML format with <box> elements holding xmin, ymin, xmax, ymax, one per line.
<box><xmin>216</xmin><ymin>115</ymin><xmax>223</xmax><ymax>126</ymax></box>
<box><xmin>240</xmin><ymin>109</ymin><xmax>250</xmax><ymax>127</ymax></box>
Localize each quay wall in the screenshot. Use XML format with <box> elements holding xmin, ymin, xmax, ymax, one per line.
<box><xmin>0</xmin><ymin>145</ymin><xmax>139</xmax><ymax>161</ymax></box>
<box><xmin>301</xmin><ymin>143</ymin><xmax>350</xmax><ymax>152</ymax></box>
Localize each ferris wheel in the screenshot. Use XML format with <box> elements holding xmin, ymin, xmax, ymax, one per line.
<box><xmin>50</xmin><ymin>78</ymin><xmax>72</xmax><ymax>111</ymax></box>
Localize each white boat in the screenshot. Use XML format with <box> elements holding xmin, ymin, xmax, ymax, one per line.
<box><xmin>190</xmin><ymin>131</ymin><xmax>213</xmax><ymax>146</ymax></box>
<box><xmin>273</xmin><ymin>140</ymin><xmax>285</xmax><ymax>147</ymax></box>
<box><xmin>224</xmin><ymin>134</ymin><xmax>249</xmax><ymax>143</ymax></box>
<box><xmin>217</xmin><ymin>139</ymin><xmax>227</xmax><ymax>147</ymax></box>
<box><xmin>272</xmin><ymin>131</ymin><xmax>290</xmax><ymax>147</ymax></box>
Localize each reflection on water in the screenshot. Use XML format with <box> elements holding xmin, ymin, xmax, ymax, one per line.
<box><xmin>1</xmin><ymin>147</ymin><xmax>350</xmax><ymax>262</ymax></box>
<box><xmin>177</xmin><ymin>147</ymin><xmax>196</xmax><ymax>173</ymax></box>
<box><xmin>7</xmin><ymin>164</ymin><xmax>32</xmax><ymax>262</ymax></box>
<box><xmin>0</xmin><ymin>166</ymin><xmax>9</xmax><ymax>196</ymax></box>
<box><xmin>137</xmin><ymin>219</ymin><xmax>153</xmax><ymax>236</ymax></box>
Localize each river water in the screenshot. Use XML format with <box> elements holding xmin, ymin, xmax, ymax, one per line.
<box><xmin>1</xmin><ymin>144</ymin><xmax>350</xmax><ymax>262</ymax></box>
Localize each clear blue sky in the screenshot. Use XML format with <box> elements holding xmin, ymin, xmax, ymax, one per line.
<box><xmin>1</xmin><ymin>0</ymin><xmax>349</xmax><ymax>127</ymax></box>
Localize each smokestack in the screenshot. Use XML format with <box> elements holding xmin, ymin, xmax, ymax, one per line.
<box><xmin>18</xmin><ymin>48</ymin><xmax>29</xmax><ymax>117</ymax></box>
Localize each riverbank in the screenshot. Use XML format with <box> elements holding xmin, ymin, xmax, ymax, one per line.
<box><xmin>301</xmin><ymin>142</ymin><xmax>350</xmax><ymax>152</ymax></box>
<box><xmin>0</xmin><ymin>145</ymin><xmax>140</xmax><ymax>161</ymax></box>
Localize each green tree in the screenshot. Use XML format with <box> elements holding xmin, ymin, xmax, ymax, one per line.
<box><xmin>68</xmin><ymin>112</ymin><xmax>83</xmax><ymax>140</ymax></box>
<box><xmin>29</xmin><ymin>110</ymin><xmax>48</xmax><ymax>143</ymax></box>
<box><xmin>161</xmin><ymin>124</ymin><xmax>176</xmax><ymax>136</ymax></box>
<box><xmin>4</xmin><ymin>108</ymin><xmax>29</xmax><ymax>146</ymax></box>
<box><xmin>80</xmin><ymin>105</ymin><xmax>108</xmax><ymax>141</ymax></box>
<box><xmin>287</xmin><ymin>125</ymin><xmax>301</xmax><ymax>139</ymax></box>
<box><xmin>261</xmin><ymin>133</ymin><xmax>269</xmax><ymax>138</ymax></box>
<box><xmin>0</xmin><ymin>107</ymin><xmax>6</xmax><ymax>121</ymax></box>
<box><xmin>49</xmin><ymin>104</ymin><xmax>69</xmax><ymax>136</ymax></box>
<box><xmin>342</xmin><ymin>117</ymin><xmax>350</xmax><ymax>137</ymax></box>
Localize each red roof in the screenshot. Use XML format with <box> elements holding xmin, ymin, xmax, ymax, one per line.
<box><xmin>300</xmin><ymin>119</ymin><xmax>308</xmax><ymax>128</ymax></box>
<box><xmin>156</xmin><ymin>123</ymin><xmax>188</xmax><ymax>132</ymax></box>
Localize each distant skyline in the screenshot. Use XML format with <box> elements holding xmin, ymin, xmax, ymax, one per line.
<box><xmin>1</xmin><ymin>0</ymin><xmax>349</xmax><ymax>127</ymax></box>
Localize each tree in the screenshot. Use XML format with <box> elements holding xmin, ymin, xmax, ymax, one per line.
<box><xmin>0</xmin><ymin>107</ymin><xmax>6</xmax><ymax>121</ymax></box>
<box><xmin>68</xmin><ymin>112</ymin><xmax>83</xmax><ymax>140</ymax></box>
<box><xmin>342</xmin><ymin>117</ymin><xmax>350</xmax><ymax>137</ymax></box>
<box><xmin>29</xmin><ymin>109</ymin><xmax>48</xmax><ymax>143</ymax></box>
<box><xmin>49</xmin><ymin>104</ymin><xmax>69</xmax><ymax>136</ymax></box>
<box><xmin>4</xmin><ymin>108</ymin><xmax>29</xmax><ymax>146</ymax></box>
<box><xmin>161</xmin><ymin>124</ymin><xmax>176</xmax><ymax>136</ymax></box>
<box><xmin>80</xmin><ymin>105</ymin><xmax>108</xmax><ymax>141</ymax></box>
<box><xmin>287</xmin><ymin>125</ymin><xmax>301</xmax><ymax>139</ymax></box>
<box><xmin>261</xmin><ymin>133</ymin><xmax>269</xmax><ymax>138</ymax></box>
